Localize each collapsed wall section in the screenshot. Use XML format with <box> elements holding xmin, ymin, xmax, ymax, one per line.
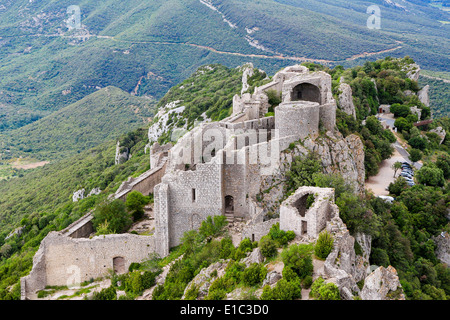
<box><xmin>21</xmin><ymin>232</ymin><xmax>155</xmax><ymax>299</ymax></box>
<box><xmin>280</xmin><ymin>187</ymin><xmax>337</xmax><ymax>239</ymax></box>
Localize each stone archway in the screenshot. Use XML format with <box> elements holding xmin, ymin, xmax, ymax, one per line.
<box><xmin>291</xmin><ymin>83</ymin><xmax>321</xmax><ymax>104</ymax></box>
<box><xmin>224</xmin><ymin>195</ymin><xmax>234</xmax><ymax>223</ymax></box>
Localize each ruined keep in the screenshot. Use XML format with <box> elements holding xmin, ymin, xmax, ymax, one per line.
<box><xmin>21</xmin><ymin>65</ymin><xmax>360</xmax><ymax>299</ymax></box>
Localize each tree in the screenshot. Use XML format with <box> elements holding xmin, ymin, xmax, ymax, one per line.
<box><xmin>285</xmin><ymin>153</ymin><xmax>322</xmax><ymax>194</ymax></box>
<box><xmin>409</xmin><ymin>148</ymin><xmax>422</xmax><ymax>163</ymax></box>
<box><xmin>314</xmin><ymin>231</ymin><xmax>334</xmax><ymax>260</ymax></box>
<box><xmin>416</xmin><ymin>164</ymin><xmax>445</xmax><ymax>187</ymax></box>
<box><xmin>436</xmin><ymin>154</ymin><xmax>450</xmax><ymax>179</ymax></box>
<box><xmin>365</xmin><ymin>116</ymin><xmax>383</xmax><ymax>136</ymax></box>
<box><xmin>392</xmin><ymin>161</ymin><xmax>402</xmax><ymax>178</ymax></box>
<box><xmin>390</xmin><ymin>104</ymin><xmax>411</xmax><ymax>118</ymax></box>
<box><xmin>125</xmin><ymin>191</ymin><xmax>149</xmax><ymax>221</ymax></box>
<box><xmin>394</xmin><ymin>117</ymin><xmax>412</xmax><ymax>132</ymax></box>
<box><xmin>281</xmin><ymin>244</ymin><xmax>314</xmax><ymax>279</ymax></box>
<box><xmin>92</xmin><ymin>199</ymin><xmax>132</xmax><ymax>234</ymax></box>
<box><xmin>408</xmin><ymin>136</ymin><xmax>428</xmax><ymax>151</ymax></box>
<box><xmin>259</xmin><ymin>235</ymin><xmax>277</xmax><ymax>258</ymax></box>
<box><xmin>388</xmin><ymin>176</ymin><xmax>408</xmax><ymax>196</ymax></box>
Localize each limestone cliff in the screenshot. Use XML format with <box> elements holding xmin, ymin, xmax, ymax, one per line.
<box><xmin>257</xmin><ymin>131</ymin><xmax>365</xmax><ymax>218</ymax></box>
<box><xmin>337</xmin><ymin>81</ymin><xmax>356</xmax><ymax>119</ymax></box>
<box><xmin>360</xmin><ymin>266</ymin><xmax>405</xmax><ymax>300</ymax></box>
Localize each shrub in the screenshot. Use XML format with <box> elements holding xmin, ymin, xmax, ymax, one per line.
<box><xmin>302</xmin><ymin>275</ymin><xmax>313</xmax><ymax>289</ymax></box>
<box><xmin>125</xmin><ymin>190</ymin><xmax>149</xmax><ymax>221</ymax></box>
<box><xmin>234</xmin><ymin>237</ymin><xmax>254</xmax><ymax>260</ymax></box>
<box><xmin>282</xmin><ymin>266</ymin><xmax>299</xmax><ymax>282</ymax></box>
<box><xmin>218</xmin><ymin>237</ymin><xmax>235</xmax><ymax>260</ymax></box>
<box><xmin>281</xmin><ymin>244</ymin><xmax>314</xmax><ymax>279</ymax></box>
<box><xmin>91</xmin><ymin>286</ymin><xmax>117</xmax><ymax>300</ymax></box>
<box><xmin>241</xmin><ymin>263</ymin><xmax>267</xmax><ymax>287</ymax></box>
<box><xmin>271</xmin><ymin>279</ymin><xmax>302</xmax><ymax>300</ymax></box>
<box><xmin>259</xmin><ymin>236</ymin><xmax>277</xmax><ymax>258</ymax></box>
<box><xmin>310</xmin><ymin>277</ymin><xmax>340</xmax><ymax>300</ymax></box>
<box><xmin>198</xmin><ymin>215</ymin><xmax>227</xmax><ymax>240</ymax></box>
<box><xmin>128</xmin><ymin>262</ymin><xmax>141</xmax><ymax>272</ymax></box>
<box><xmin>314</xmin><ymin>231</ymin><xmax>334</xmax><ymax>260</ymax></box>
<box><xmin>92</xmin><ymin>199</ymin><xmax>132</xmax><ymax>234</ymax></box>
<box><xmin>184</xmin><ymin>285</ymin><xmax>199</xmax><ymax>300</ymax></box>
<box><xmin>267</xmin><ymin>222</ymin><xmax>295</xmax><ymax>247</ymax></box>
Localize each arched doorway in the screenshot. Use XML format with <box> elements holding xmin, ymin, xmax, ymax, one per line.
<box><xmin>224</xmin><ymin>195</ymin><xmax>234</xmax><ymax>223</ymax></box>
<box><xmin>291</xmin><ymin>83</ymin><xmax>321</xmax><ymax>104</ymax></box>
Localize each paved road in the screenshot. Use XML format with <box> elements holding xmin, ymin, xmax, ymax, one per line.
<box><xmin>393</xmin><ymin>142</ymin><xmax>423</xmax><ymax>169</ymax></box>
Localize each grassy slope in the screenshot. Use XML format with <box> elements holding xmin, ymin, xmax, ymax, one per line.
<box><xmin>1</xmin><ymin>86</ymin><xmax>155</xmax><ymax>160</ymax></box>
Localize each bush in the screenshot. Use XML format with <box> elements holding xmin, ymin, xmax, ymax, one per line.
<box><xmin>314</xmin><ymin>231</ymin><xmax>334</xmax><ymax>260</ymax></box>
<box><xmin>92</xmin><ymin>199</ymin><xmax>132</xmax><ymax>234</ymax></box>
<box><xmin>91</xmin><ymin>286</ymin><xmax>117</xmax><ymax>300</ymax></box>
<box><xmin>282</xmin><ymin>265</ymin><xmax>300</xmax><ymax>282</ymax></box>
<box><xmin>281</xmin><ymin>244</ymin><xmax>314</xmax><ymax>279</ymax></box>
<box><xmin>198</xmin><ymin>215</ymin><xmax>227</xmax><ymax>240</ymax></box>
<box><xmin>218</xmin><ymin>237</ymin><xmax>235</xmax><ymax>260</ymax></box>
<box><xmin>241</xmin><ymin>263</ymin><xmax>267</xmax><ymax>287</ymax></box>
<box><xmin>125</xmin><ymin>190</ymin><xmax>149</xmax><ymax>221</ymax></box>
<box><xmin>310</xmin><ymin>277</ymin><xmax>340</xmax><ymax>300</ymax></box>
<box><xmin>267</xmin><ymin>222</ymin><xmax>295</xmax><ymax>247</ymax></box>
<box><xmin>266</xmin><ymin>279</ymin><xmax>302</xmax><ymax>300</ymax></box>
<box><xmin>259</xmin><ymin>236</ymin><xmax>277</xmax><ymax>258</ymax></box>
<box><xmin>302</xmin><ymin>275</ymin><xmax>313</xmax><ymax>289</ymax></box>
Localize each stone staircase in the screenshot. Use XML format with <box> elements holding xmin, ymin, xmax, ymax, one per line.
<box><xmin>225</xmin><ymin>212</ymin><xmax>234</xmax><ymax>224</ymax></box>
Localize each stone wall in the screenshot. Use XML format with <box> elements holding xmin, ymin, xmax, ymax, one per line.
<box><xmin>157</xmin><ymin>162</ymin><xmax>224</xmax><ymax>251</ymax></box>
<box><xmin>21</xmin><ymin>232</ymin><xmax>155</xmax><ymax>299</ymax></box>
<box><xmin>115</xmin><ymin>159</ymin><xmax>167</xmax><ymax>201</ymax></box>
<box><xmin>275</xmin><ymin>101</ymin><xmax>320</xmax><ymax>141</ymax></box>
<box><xmin>241</xmin><ymin>218</ymin><xmax>280</xmax><ymax>242</ymax></box>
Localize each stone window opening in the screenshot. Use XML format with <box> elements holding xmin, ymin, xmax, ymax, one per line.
<box><xmin>192</xmin><ymin>188</ymin><xmax>196</xmax><ymax>202</ymax></box>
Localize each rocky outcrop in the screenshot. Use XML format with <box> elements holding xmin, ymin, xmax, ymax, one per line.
<box><xmin>433</xmin><ymin>231</ymin><xmax>450</xmax><ymax>266</ymax></box>
<box><xmin>338</xmin><ymin>82</ymin><xmax>356</xmax><ymax>119</ymax></box>
<box><xmin>182</xmin><ymin>260</ymin><xmax>230</xmax><ymax>300</ymax></box>
<box><xmin>418</xmin><ymin>85</ymin><xmax>430</xmax><ymax>107</ymax></box>
<box><xmin>72</xmin><ymin>188</ymin><xmax>85</xmax><ymax>202</ymax></box>
<box><xmin>257</xmin><ymin>131</ymin><xmax>365</xmax><ymax>218</ymax></box>
<box><xmin>360</xmin><ymin>266</ymin><xmax>405</xmax><ymax>300</ymax></box>
<box><xmin>242</xmin><ymin>247</ymin><xmax>265</xmax><ymax>267</ymax></box>
<box><xmin>404</xmin><ymin>63</ymin><xmax>421</xmax><ymax>82</ymax></box>
<box><xmin>303</xmin><ymin>132</ymin><xmax>366</xmax><ymax>195</ymax></box>
<box><xmin>323</xmin><ymin>216</ymin><xmax>370</xmax><ymax>299</ymax></box>
<box><xmin>430</xmin><ymin>126</ymin><xmax>446</xmax><ymax>145</ymax></box>
<box><xmin>115</xmin><ymin>140</ymin><xmax>130</xmax><ymax>165</ymax></box>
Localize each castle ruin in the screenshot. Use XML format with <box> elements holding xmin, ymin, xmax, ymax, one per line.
<box><xmin>21</xmin><ymin>65</ymin><xmax>352</xmax><ymax>299</ymax></box>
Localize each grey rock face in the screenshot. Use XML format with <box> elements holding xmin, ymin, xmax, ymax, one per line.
<box><xmin>338</xmin><ymin>82</ymin><xmax>356</xmax><ymax>119</ymax></box>
<box><xmin>418</xmin><ymin>85</ymin><xmax>430</xmax><ymax>107</ymax></box>
<box><xmin>360</xmin><ymin>266</ymin><xmax>405</xmax><ymax>300</ymax></box>
<box><xmin>72</xmin><ymin>188</ymin><xmax>85</xmax><ymax>202</ymax></box>
<box><xmin>433</xmin><ymin>231</ymin><xmax>450</xmax><ymax>266</ymax></box>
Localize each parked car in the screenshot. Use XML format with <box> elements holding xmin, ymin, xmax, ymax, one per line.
<box><xmin>401</xmin><ymin>173</ymin><xmax>413</xmax><ymax>179</ymax></box>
